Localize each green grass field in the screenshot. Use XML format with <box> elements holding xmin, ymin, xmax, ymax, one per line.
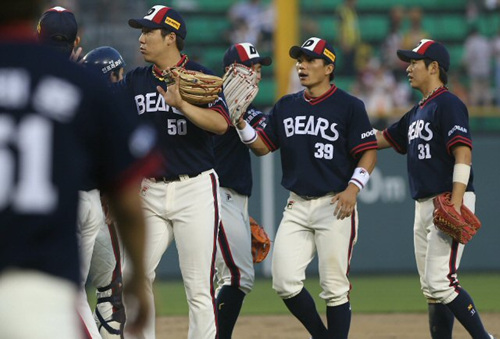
<box><xmin>149</xmin><ymin>272</ymin><xmax>500</xmax><ymax>316</ymax></box>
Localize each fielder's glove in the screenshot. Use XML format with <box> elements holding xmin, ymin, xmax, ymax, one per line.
<box><xmin>249</xmin><ymin>216</ymin><xmax>271</xmax><ymax>263</ymax></box>
<box><xmin>432</xmin><ymin>192</ymin><xmax>481</xmax><ymax>244</ymax></box>
<box><xmin>162</xmin><ymin>67</ymin><xmax>223</xmax><ymax>105</ymax></box>
<box><xmin>223</xmin><ymin>63</ymin><xmax>259</xmax><ymax>125</ymax></box>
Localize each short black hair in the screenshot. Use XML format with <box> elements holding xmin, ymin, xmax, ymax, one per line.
<box><xmin>160</xmin><ymin>28</ymin><xmax>184</xmax><ymax>51</ymax></box>
<box><xmin>423</xmin><ymin>58</ymin><xmax>448</xmax><ymax>85</ymax></box>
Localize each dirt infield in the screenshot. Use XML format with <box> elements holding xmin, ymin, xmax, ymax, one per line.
<box><xmin>156</xmin><ymin>313</ymin><xmax>500</xmax><ymax>338</ymax></box>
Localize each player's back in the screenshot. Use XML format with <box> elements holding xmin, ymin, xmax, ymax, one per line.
<box><xmin>0</xmin><ymin>42</ymin><xmax>150</xmax><ymax>284</ymax></box>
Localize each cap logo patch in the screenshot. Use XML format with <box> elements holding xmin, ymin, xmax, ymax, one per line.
<box><xmin>239</xmin><ymin>42</ymin><xmax>260</xmax><ymax>58</ymax></box>
<box><xmin>413</xmin><ymin>39</ymin><xmax>434</xmax><ymax>55</ymax></box>
<box><xmin>165</xmin><ymin>16</ymin><xmax>180</xmax><ymax>30</ymax></box>
<box><xmin>323</xmin><ymin>48</ymin><xmax>335</xmax><ymax>62</ymax></box>
<box><xmin>302</xmin><ymin>38</ymin><xmax>320</xmax><ymax>50</ymax></box>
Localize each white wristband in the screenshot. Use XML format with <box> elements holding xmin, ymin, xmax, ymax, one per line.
<box><xmin>236</xmin><ymin>122</ymin><xmax>257</xmax><ymax>144</ymax></box>
<box><xmin>349</xmin><ymin>167</ymin><xmax>370</xmax><ymax>190</ymax></box>
<box><xmin>453</xmin><ymin>163</ymin><xmax>471</xmax><ymax>185</ymax></box>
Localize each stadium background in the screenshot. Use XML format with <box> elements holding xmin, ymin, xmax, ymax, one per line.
<box><xmin>43</xmin><ymin>0</ymin><xmax>500</xmax><ymax>278</ymax></box>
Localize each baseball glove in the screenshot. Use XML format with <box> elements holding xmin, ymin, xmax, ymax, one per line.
<box><xmin>432</xmin><ymin>192</ymin><xmax>481</xmax><ymax>244</ymax></box>
<box><xmin>223</xmin><ymin>63</ymin><xmax>259</xmax><ymax>125</ymax></box>
<box><xmin>249</xmin><ymin>216</ymin><xmax>271</xmax><ymax>263</ymax></box>
<box><xmin>162</xmin><ymin>67</ymin><xmax>223</xmax><ymax>105</ymax></box>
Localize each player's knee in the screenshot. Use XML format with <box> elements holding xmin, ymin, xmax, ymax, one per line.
<box><xmin>272</xmin><ymin>278</ymin><xmax>303</xmax><ymax>299</ymax></box>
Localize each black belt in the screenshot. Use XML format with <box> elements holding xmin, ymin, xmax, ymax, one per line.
<box><xmin>151</xmin><ymin>173</ymin><xmax>198</xmax><ymax>183</ymax></box>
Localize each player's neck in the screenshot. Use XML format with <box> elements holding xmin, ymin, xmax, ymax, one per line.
<box><xmin>420</xmin><ymin>79</ymin><xmax>444</xmax><ymax>99</ymax></box>
<box><xmin>305</xmin><ymin>82</ymin><xmax>332</xmax><ymax>98</ymax></box>
<box><xmin>155</xmin><ymin>50</ymin><xmax>183</xmax><ymax>71</ymax></box>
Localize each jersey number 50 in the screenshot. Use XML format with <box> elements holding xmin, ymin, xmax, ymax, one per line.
<box><xmin>0</xmin><ymin>115</ymin><xmax>57</xmax><ymax>213</ymax></box>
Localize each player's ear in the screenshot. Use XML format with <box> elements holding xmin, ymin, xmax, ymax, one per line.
<box><xmin>325</xmin><ymin>63</ymin><xmax>334</xmax><ymax>77</ymax></box>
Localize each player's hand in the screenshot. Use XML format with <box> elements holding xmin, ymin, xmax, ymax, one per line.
<box><xmin>123</xmin><ymin>274</ymin><xmax>150</xmax><ymax>335</ymax></box>
<box><xmin>70</xmin><ymin>46</ymin><xmax>83</xmax><ymax>63</ymax></box>
<box><xmin>331</xmin><ymin>185</ymin><xmax>358</xmax><ymax>220</ymax></box>
<box><xmin>157</xmin><ymin>70</ymin><xmax>185</xmax><ymax>109</ymax></box>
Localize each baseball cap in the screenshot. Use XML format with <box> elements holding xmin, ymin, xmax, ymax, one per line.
<box><xmin>37</xmin><ymin>6</ymin><xmax>77</xmax><ymax>52</ymax></box>
<box><xmin>397</xmin><ymin>39</ymin><xmax>450</xmax><ymax>72</ymax></box>
<box><xmin>223</xmin><ymin>43</ymin><xmax>272</xmax><ymax>68</ymax></box>
<box><xmin>128</xmin><ymin>5</ymin><xmax>187</xmax><ymax>40</ymax></box>
<box><xmin>289</xmin><ymin>37</ymin><xmax>336</xmax><ymax>65</ymax></box>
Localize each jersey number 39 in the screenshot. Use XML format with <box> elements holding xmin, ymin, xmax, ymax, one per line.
<box><xmin>314</xmin><ymin>142</ymin><xmax>334</xmax><ymax>159</ymax></box>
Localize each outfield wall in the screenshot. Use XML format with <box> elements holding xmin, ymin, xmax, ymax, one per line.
<box><xmin>157</xmin><ymin>135</ymin><xmax>500</xmax><ymax>278</ymax></box>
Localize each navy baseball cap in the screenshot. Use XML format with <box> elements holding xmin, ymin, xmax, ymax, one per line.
<box><xmin>223</xmin><ymin>42</ymin><xmax>272</xmax><ymax>68</ymax></box>
<box><xmin>397</xmin><ymin>39</ymin><xmax>450</xmax><ymax>72</ymax></box>
<box><xmin>289</xmin><ymin>37</ymin><xmax>336</xmax><ymax>65</ymax></box>
<box><xmin>37</xmin><ymin>6</ymin><xmax>77</xmax><ymax>52</ymax></box>
<box><xmin>129</xmin><ymin>5</ymin><xmax>187</xmax><ymax>40</ymax></box>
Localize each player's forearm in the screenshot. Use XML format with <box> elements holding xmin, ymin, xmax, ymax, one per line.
<box><xmin>450</xmin><ymin>145</ymin><xmax>472</xmax><ymax>207</ymax></box>
<box><xmin>356</xmin><ymin>149</ymin><xmax>377</xmax><ymax>174</ymax></box>
<box><xmin>108</xmin><ymin>185</ymin><xmax>146</xmax><ymax>275</ymax></box>
<box><xmin>236</xmin><ymin>120</ymin><xmax>270</xmax><ymax>156</ymax></box>
<box><xmin>178</xmin><ymin>102</ymin><xmax>229</xmax><ymax>135</ymax></box>
<box><xmin>375</xmin><ymin>129</ymin><xmax>391</xmax><ymax>149</ymax></box>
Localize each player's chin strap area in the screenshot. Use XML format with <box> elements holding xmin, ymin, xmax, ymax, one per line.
<box><xmin>95</xmin><ymin>276</ymin><xmax>125</xmax><ymax>338</ymax></box>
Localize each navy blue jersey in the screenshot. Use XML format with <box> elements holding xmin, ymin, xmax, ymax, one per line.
<box><xmin>214</xmin><ymin>104</ymin><xmax>266</xmax><ymax>196</ymax></box>
<box><xmin>0</xmin><ymin>42</ymin><xmax>159</xmax><ymax>285</ymax></box>
<box><xmin>258</xmin><ymin>86</ymin><xmax>377</xmax><ymax>197</ymax></box>
<box><xmin>384</xmin><ymin>88</ymin><xmax>474</xmax><ymax>200</ymax></box>
<box><xmin>118</xmin><ymin>55</ymin><xmax>230</xmax><ymax>178</ymax></box>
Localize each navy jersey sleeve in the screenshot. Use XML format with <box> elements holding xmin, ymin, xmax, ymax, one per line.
<box><xmin>347</xmin><ymin>98</ymin><xmax>378</xmax><ymax>157</ymax></box>
<box><xmin>78</xmin><ymin>77</ymin><xmax>160</xmax><ymax>192</ymax></box>
<box><xmin>384</xmin><ymin>108</ymin><xmax>413</xmax><ymax>154</ymax></box>
<box><xmin>436</xmin><ymin>97</ymin><xmax>472</xmax><ymax>154</ymax></box>
<box><xmin>245</xmin><ymin>104</ymin><xmax>267</xmax><ymax>128</ymax></box>
<box><xmin>256</xmin><ymin>99</ymin><xmax>283</xmax><ymax>151</ymax></box>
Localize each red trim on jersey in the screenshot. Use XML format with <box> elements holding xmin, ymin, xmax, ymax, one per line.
<box><xmin>447</xmin><ymin>136</ymin><xmax>473</xmax><ymax>155</ymax></box>
<box><xmin>382</xmin><ymin>129</ymin><xmax>406</xmax><ymax>154</ymax></box>
<box><xmin>251</xmin><ymin>116</ymin><xmax>266</xmax><ymax>128</ymax></box>
<box><xmin>209</xmin><ymin>173</ymin><xmax>220</xmax><ymax>332</ymax></box>
<box><xmin>217</xmin><ymin>222</ymin><xmax>241</xmax><ymax>287</ymax></box>
<box><xmin>416</xmin><ymin>40</ymin><xmax>434</xmax><ymax>55</ymax></box>
<box><xmin>420</xmin><ymin>87</ymin><xmax>448</xmax><ymax>108</ymax></box>
<box><xmin>235</xmin><ymin>44</ymin><xmax>250</xmax><ymax>62</ymax></box>
<box><xmin>303</xmin><ymin>85</ymin><xmax>337</xmax><ymax>105</ymax></box>
<box><xmin>211</xmin><ymin>105</ymin><xmax>231</xmax><ymax>122</ymax></box>
<box><xmin>351</xmin><ymin>141</ymin><xmax>378</xmax><ymax>155</ymax></box>
<box><xmin>256</xmin><ymin>128</ymin><xmax>277</xmax><ymax>151</ymax></box>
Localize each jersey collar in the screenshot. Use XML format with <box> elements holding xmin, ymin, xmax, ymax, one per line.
<box><xmin>152</xmin><ymin>54</ymin><xmax>189</xmax><ymax>80</ymax></box>
<box><xmin>303</xmin><ymin>84</ymin><xmax>337</xmax><ymax>105</ymax></box>
<box><xmin>419</xmin><ymin>86</ymin><xmax>448</xmax><ymax>107</ymax></box>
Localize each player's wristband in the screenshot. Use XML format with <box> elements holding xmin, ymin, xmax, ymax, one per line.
<box><xmin>349</xmin><ymin>167</ymin><xmax>370</xmax><ymax>191</ymax></box>
<box><xmin>453</xmin><ymin>163</ymin><xmax>471</xmax><ymax>185</ymax></box>
<box><xmin>236</xmin><ymin>122</ymin><xmax>257</xmax><ymax>144</ymax></box>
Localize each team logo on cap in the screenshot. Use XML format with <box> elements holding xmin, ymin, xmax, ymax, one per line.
<box><xmin>165</xmin><ymin>16</ymin><xmax>180</xmax><ymax>30</ymax></box>
<box><xmin>412</xmin><ymin>39</ymin><xmax>435</xmax><ymax>54</ymax></box>
<box><xmin>236</xmin><ymin>42</ymin><xmax>260</xmax><ymax>61</ymax></box>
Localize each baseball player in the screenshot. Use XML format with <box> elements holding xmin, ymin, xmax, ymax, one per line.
<box><xmin>82</xmin><ymin>46</ymin><xmax>128</xmax><ymax>338</ymax></box>
<box><xmin>375</xmin><ymin>39</ymin><xmax>496</xmax><ymax>339</ymax></box>
<box><xmin>235</xmin><ymin>37</ymin><xmax>378</xmax><ymax>339</ymax></box>
<box><xmin>214</xmin><ymin>42</ymin><xmax>272</xmax><ymax>339</ymax></box>
<box><xmin>118</xmin><ymin>5</ymin><xmax>230</xmax><ymax>339</ymax></box>
<box><xmin>37</xmin><ymin>7</ymin><xmax>106</xmax><ymax>338</ymax></box>
<box><xmin>0</xmin><ymin>1</ymin><xmax>161</xmax><ymax>337</ymax></box>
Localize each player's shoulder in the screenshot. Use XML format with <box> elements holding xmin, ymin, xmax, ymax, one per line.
<box><xmin>184</xmin><ymin>58</ymin><xmax>215</xmax><ymax>75</ymax></box>
<box><xmin>334</xmin><ymin>86</ymin><xmax>365</xmax><ymax>106</ymax></box>
<box><xmin>123</xmin><ymin>65</ymin><xmax>153</xmax><ymax>80</ymax></box>
<box><xmin>435</xmin><ymin>89</ymin><xmax>467</xmax><ymax>110</ymax></box>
